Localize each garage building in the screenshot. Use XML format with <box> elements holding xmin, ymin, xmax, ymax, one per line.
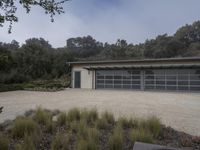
<box><xmin>68</xmin><ymin>57</ymin><xmax>200</xmax><ymax>91</ymax></box>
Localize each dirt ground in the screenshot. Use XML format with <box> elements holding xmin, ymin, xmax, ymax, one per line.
<box><xmin>0</xmin><ymin>89</ymin><xmax>200</xmax><ymax>136</ymax></box>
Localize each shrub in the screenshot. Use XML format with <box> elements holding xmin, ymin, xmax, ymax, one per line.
<box><xmin>51</xmin><ymin>132</ymin><xmax>72</xmax><ymax>150</ymax></box>
<box><xmin>101</xmin><ymin>111</ymin><xmax>115</xmax><ymax>125</ymax></box>
<box><xmin>57</xmin><ymin>112</ymin><xmax>67</xmax><ymax>126</ymax></box>
<box><xmin>12</xmin><ymin>117</ymin><xmax>40</xmax><ymax>138</ymax></box>
<box><xmin>129</xmin><ymin>128</ymin><xmax>153</xmax><ymax>144</ymax></box>
<box><xmin>0</xmin><ymin>135</ymin><xmax>9</xmax><ymax>150</ymax></box>
<box><xmin>34</xmin><ymin>107</ymin><xmax>52</xmax><ymax>126</ymax></box>
<box><xmin>0</xmin><ymin>84</ymin><xmax>24</xmax><ymax>92</ymax></box>
<box><xmin>67</xmin><ymin>108</ymin><xmax>81</xmax><ymax>122</ymax></box>
<box><xmin>108</xmin><ymin>126</ymin><xmax>123</xmax><ymax>150</ymax></box>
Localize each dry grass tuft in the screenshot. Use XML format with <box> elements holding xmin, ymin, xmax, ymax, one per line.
<box><xmin>12</xmin><ymin>117</ymin><xmax>40</xmax><ymax>138</ymax></box>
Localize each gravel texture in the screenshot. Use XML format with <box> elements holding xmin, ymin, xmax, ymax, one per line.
<box><xmin>0</xmin><ymin>89</ymin><xmax>200</xmax><ymax>136</ymax></box>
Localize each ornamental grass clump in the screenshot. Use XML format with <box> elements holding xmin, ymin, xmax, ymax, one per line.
<box><xmin>0</xmin><ymin>135</ymin><xmax>9</xmax><ymax>150</ymax></box>
<box><xmin>145</xmin><ymin>116</ymin><xmax>161</xmax><ymax>138</ymax></box>
<box><xmin>12</xmin><ymin>117</ymin><xmax>40</xmax><ymax>139</ymax></box>
<box><xmin>118</xmin><ymin>117</ymin><xmax>134</xmax><ymax>129</ymax></box>
<box><xmin>101</xmin><ymin>111</ymin><xmax>115</xmax><ymax>125</ymax></box>
<box><xmin>67</xmin><ymin>108</ymin><xmax>81</xmax><ymax>122</ymax></box>
<box><xmin>77</xmin><ymin>120</ymin><xmax>89</xmax><ymax>140</ymax></box>
<box><xmin>108</xmin><ymin>125</ymin><xmax>123</xmax><ymax>150</ymax></box>
<box><xmin>51</xmin><ymin>132</ymin><xmax>72</xmax><ymax>150</ymax></box>
<box><xmin>15</xmin><ymin>134</ymin><xmax>37</xmax><ymax>150</ymax></box>
<box><xmin>57</xmin><ymin>112</ymin><xmax>67</xmax><ymax>126</ymax></box>
<box><xmin>81</xmin><ymin>108</ymin><xmax>99</xmax><ymax>124</ymax></box>
<box><xmin>34</xmin><ymin>107</ymin><xmax>52</xmax><ymax>126</ymax></box>
<box><xmin>140</xmin><ymin>116</ymin><xmax>161</xmax><ymax>138</ymax></box>
<box><xmin>96</xmin><ymin>117</ymin><xmax>109</xmax><ymax>129</ymax></box>
<box><xmin>130</xmin><ymin>128</ymin><xmax>153</xmax><ymax>144</ymax></box>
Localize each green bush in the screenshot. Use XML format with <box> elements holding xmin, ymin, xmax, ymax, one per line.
<box><xmin>12</xmin><ymin>117</ymin><xmax>40</xmax><ymax>138</ymax></box>
<box><xmin>130</xmin><ymin>128</ymin><xmax>153</xmax><ymax>144</ymax></box>
<box><xmin>108</xmin><ymin>126</ymin><xmax>123</xmax><ymax>150</ymax></box>
<box><xmin>57</xmin><ymin>112</ymin><xmax>67</xmax><ymax>126</ymax></box>
<box><xmin>67</xmin><ymin>108</ymin><xmax>81</xmax><ymax>122</ymax></box>
<box><xmin>51</xmin><ymin>133</ymin><xmax>72</xmax><ymax>150</ymax></box>
<box><xmin>34</xmin><ymin>107</ymin><xmax>52</xmax><ymax>126</ymax></box>
<box><xmin>0</xmin><ymin>135</ymin><xmax>9</xmax><ymax>150</ymax></box>
<box><xmin>0</xmin><ymin>84</ymin><xmax>23</xmax><ymax>92</ymax></box>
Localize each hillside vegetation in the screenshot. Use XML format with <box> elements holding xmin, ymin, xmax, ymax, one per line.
<box><xmin>0</xmin><ymin>21</ymin><xmax>200</xmax><ymax>86</ymax></box>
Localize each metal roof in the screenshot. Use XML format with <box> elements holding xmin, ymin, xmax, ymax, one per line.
<box><xmin>67</xmin><ymin>57</ymin><xmax>200</xmax><ymax>65</ymax></box>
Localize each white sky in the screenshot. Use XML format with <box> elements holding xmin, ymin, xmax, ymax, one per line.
<box><xmin>0</xmin><ymin>0</ymin><xmax>200</xmax><ymax>47</ymax></box>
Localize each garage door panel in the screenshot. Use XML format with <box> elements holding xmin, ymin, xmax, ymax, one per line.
<box><xmin>96</xmin><ymin>69</ymin><xmax>200</xmax><ymax>91</ymax></box>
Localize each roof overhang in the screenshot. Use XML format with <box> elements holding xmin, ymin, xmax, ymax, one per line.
<box><xmin>83</xmin><ymin>64</ymin><xmax>200</xmax><ymax>70</ymax></box>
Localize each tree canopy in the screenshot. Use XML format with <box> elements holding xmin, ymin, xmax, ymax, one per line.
<box><xmin>0</xmin><ymin>20</ymin><xmax>200</xmax><ymax>84</ymax></box>
<box><xmin>0</xmin><ymin>0</ymin><xmax>68</xmax><ymax>33</ymax></box>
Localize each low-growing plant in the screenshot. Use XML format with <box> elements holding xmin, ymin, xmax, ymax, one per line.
<box><xmin>34</xmin><ymin>107</ymin><xmax>52</xmax><ymax>126</ymax></box>
<box><xmin>51</xmin><ymin>132</ymin><xmax>72</xmax><ymax>150</ymax></box>
<box><xmin>57</xmin><ymin>112</ymin><xmax>67</xmax><ymax>126</ymax></box>
<box><xmin>77</xmin><ymin>120</ymin><xmax>88</xmax><ymax>140</ymax></box>
<box><xmin>70</xmin><ymin>121</ymin><xmax>79</xmax><ymax>133</ymax></box>
<box><xmin>108</xmin><ymin>126</ymin><xmax>123</xmax><ymax>150</ymax></box>
<box><xmin>88</xmin><ymin>127</ymin><xmax>99</xmax><ymax>143</ymax></box>
<box><xmin>12</xmin><ymin>117</ymin><xmax>40</xmax><ymax>138</ymax></box>
<box><xmin>118</xmin><ymin>117</ymin><xmax>133</xmax><ymax>129</ymax></box>
<box><xmin>0</xmin><ymin>135</ymin><xmax>9</xmax><ymax>150</ymax></box>
<box><xmin>101</xmin><ymin>111</ymin><xmax>115</xmax><ymax>125</ymax></box>
<box><xmin>96</xmin><ymin>118</ymin><xmax>109</xmax><ymax>129</ymax></box>
<box><xmin>130</xmin><ymin>128</ymin><xmax>153</xmax><ymax>144</ymax></box>
<box><xmin>15</xmin><ymin>134</ymin><xmax>36</xmax><ymax>150</ymax></box>
<box><xmin>46</xmin><ymin>119</ymin><xmax>55</xmax><ymax>133</ymax></box>
<box><xmin>67</xmin><ymin>108</ymin><xmax>81</xmax><ymax>122</ymax></box>
<box><xmin>81</xmin><ymin>108</ymin><xmax>98</xmax><ymax>124</ymax></box>
<box><xmin>77</xmin><ymin>139</ymin><xmax>88</xmax><ymax>150</ymax></box>
<box><xmin>145</xmin><ymin>116</ymin><xmax>161</xmax><ymax>137</ymax></box>
<box><xmin>77</xmin><ymin>138</ymin><xmax>98</xmax><ymax>150</ymax></box>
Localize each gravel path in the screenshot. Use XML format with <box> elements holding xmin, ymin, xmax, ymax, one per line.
<box><xmin>0</xmin><ymin>89</ymin><xmax>200</xmax><ymax>136</ymax></box>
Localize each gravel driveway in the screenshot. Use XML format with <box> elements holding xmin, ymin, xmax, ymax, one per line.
<box><xmin>0</xmin><ymin>89</ymin><xmax>200</xmax><ymax>136</ymax></box>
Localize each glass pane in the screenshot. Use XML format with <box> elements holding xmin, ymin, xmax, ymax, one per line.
<box><xmin>105</xmin><ymin>80</ymin><xmax>113</xmax><ymax>84</ymax></box>
<box><xmin>123</xmin><ymin>85</ymin><xmax>131</xmax><ymax>89</ymax></box>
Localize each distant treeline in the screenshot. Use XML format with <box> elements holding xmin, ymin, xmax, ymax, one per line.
<box><xmin>0</xmin><ymin>21</ymin><xmax>200</xmax><ymax>84</ymax></box>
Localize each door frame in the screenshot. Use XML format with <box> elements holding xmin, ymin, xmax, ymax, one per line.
<box><xmin>74</xmin><ymin>71</ymin><xmax>81</xmax><ymax>88</ymax></box>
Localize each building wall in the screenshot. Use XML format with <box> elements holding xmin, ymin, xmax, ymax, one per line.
<box><xmin>72</xmin><ymin>66</ymin><xmax>94</xmax><ymax>89</ymax></box>
<box><xmin>70</xmin><ymin>59</ymin><xmax>200</xmax><ymax>90</ymax></box>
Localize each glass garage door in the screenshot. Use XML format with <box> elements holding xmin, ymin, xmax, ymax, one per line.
<box><xmin>144</xmin><ymin>69</ymin><xmax>200</xmax><ymax>91</ymax></box>
<box><xmin>96</xmin><ymin>70</ymin><xmax>141</xmax><ymax>89</ymax></box>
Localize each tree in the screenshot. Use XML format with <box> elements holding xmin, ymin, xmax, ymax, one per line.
<box><xmin>0</xmin><ymin>0</ymin><xmax>69</xmax><ymax>33</ymax></box>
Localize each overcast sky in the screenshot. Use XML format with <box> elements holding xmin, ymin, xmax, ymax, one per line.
<box><xmin>0</xmin><ymin>0</ymin><xmax>200</xmax><ymax>47</ymax></box>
